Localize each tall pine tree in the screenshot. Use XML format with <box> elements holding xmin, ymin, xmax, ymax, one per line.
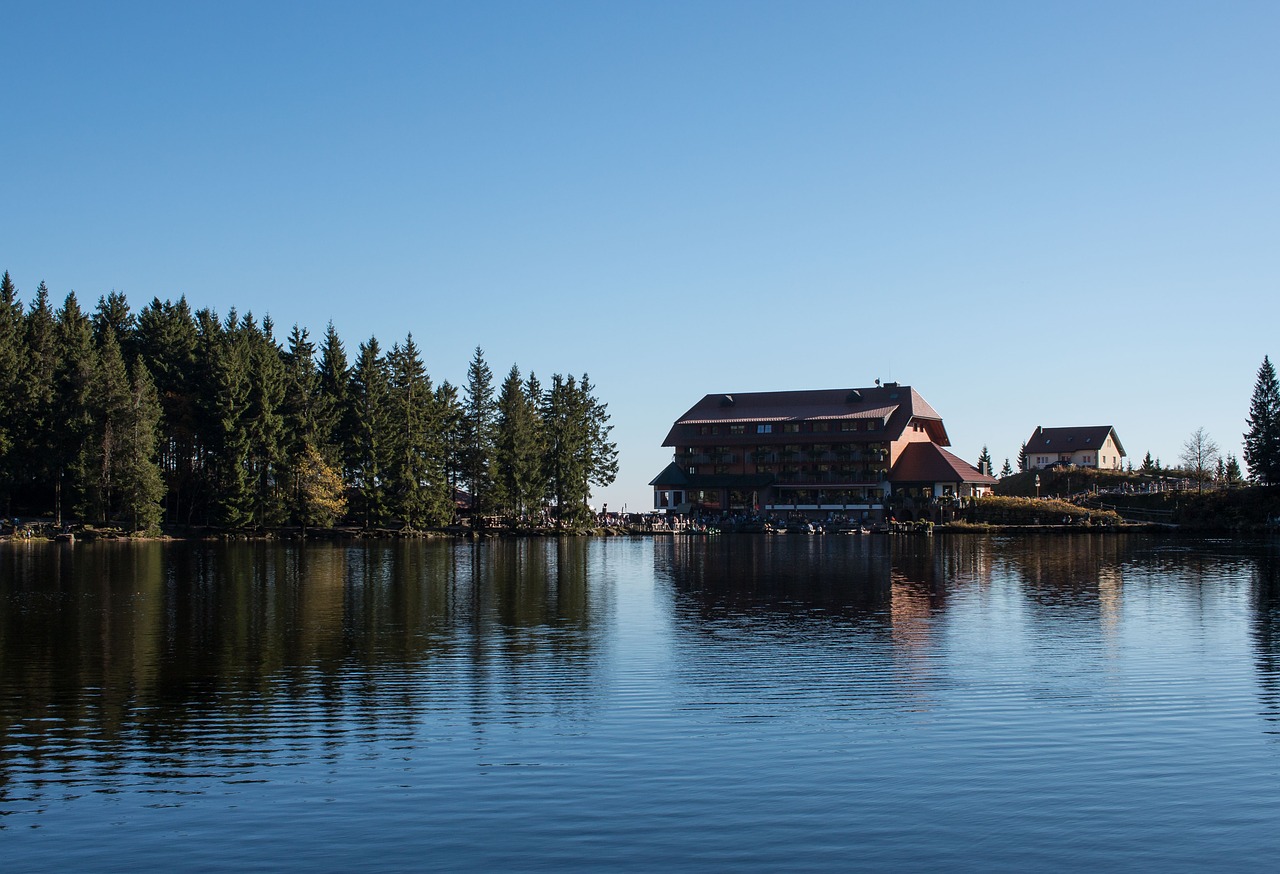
<box><xmin>120</xmin><ymin>359</ymin><xmax>166</xmax><ymax>532</ymax></box>
<box><xmin>1244</xmin><ymin>355</ymin><xmax>1280</xmax><ymax>485</ymax></box>
<box><xmin>494</xmin><ymin>364</ymin><xmax>544</xmax><ymax>520</ymax></box>
<box><xmin>461</xmin><ymin>346</ymin><xmax>496</xmax><ymax>515</ymax></box>
<box><xmin>0</xmin><ymin>272</ymin><xmax>23</xmax><ymax>514</ymax></box>
<box><xmin>350</xmin><ymin>337</ymin><xmax>393</xmax><ymax>527</ymax></box>
<box><xmin>53</xmin><ymin>293</ymin><xmax>98</xmax><ymax>524</ymax></box>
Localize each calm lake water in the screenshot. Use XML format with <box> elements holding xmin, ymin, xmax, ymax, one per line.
<box><xmin>2</xmin><ymin>534</ymin><xmax>1279</xmax><ymax>871</ymax></box>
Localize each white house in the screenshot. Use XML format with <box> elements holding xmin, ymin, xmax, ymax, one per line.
<box><xmin>1024</xmin><ymin>425</ymin><xmax>1126</xmax><ymax>470</ymax></box>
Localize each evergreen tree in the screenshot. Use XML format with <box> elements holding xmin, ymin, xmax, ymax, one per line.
<box><xmin>53</xmin><ymin>293</ymin><xmax>99</xmax><ymax>524</ymax></box>
<box><xmin>1225</xmin><ymin>453</ymin><xmax>1244</xmax><ymax>486</ymax></box>
<box><xmin>1000</xmin><ymin>458</ymin><xmax>1013</xmax><ymax>478</ymax></box>
<box><xmin>281</xmin><ymin>324</ymin><xmax>321</xmax><ymax>522</ymax></box>
<box><xmin>135</xmin><ymin>296</ymin><xmax>202</xmax><ymax>523</ymax></box>
<box><xmin>245</xmin><ymin>315</ymin><xmax>288</xmax><ymax>527</ymax></box>
<box><xmin>541</xmin><ymin>373</ymin><xmax>617</xmax><ymax>527</ymax></box>
<box><xmin>580</xmin><ymin>373</ymin><xmax>618</xmax><ymax>508</ymax></box>
<box><xmin>18</xmin><ymin>283</ymin><xmax>59</xmax><ymax>512</ymax></box>
<box><xmin>524</xmin><ymin>372</ymin><xmax>549</xmax><ymax>507</ymax></box>
<box><xmin>1141</xmin><ymin>451</ymin><xmax>1155</xmax><ymax>473</ymax></box>
<box><xmin>386</xmin><ymin>334</ymin><xmax>447</xmax><ymax>527</ymax></box>
<box><xmin>0</xmin><ymin>272</ymin><xmax>23</xmax><ymax>514</ymax></box>
<box><xmin>1243</xmin><ymin>355</ymin><xmax>1280</xmax><ymax>485</ymax></box>
<box><xmin>316</xmin><ymin>321</ymin><xmax>350</xmax><ymax>470</ymax></box>
<box><xmin>435</xmin><ymin>380</ymin><xmax>464</xmax><ymax>515</ymax></box>
<box><xmin>119</xmin><ymin>359</ymin><xmax>166</xmax><ymax>532</ymax></box>
<box><xmin>1017</xmin><ymin>442</ymin><xmax>1028</xmax><ymax>472</ymax></box>
<box><xmin>461</xmin><ymin>346</ymin><xmax>496</xmax><ymax>514</ymax></box>
<box><xmin>494</xmin><ymin>364</ymin><xmax>543</xmax><ymax>520</ymax></box>
<box><xmin>93</xmin><ymin>291</ymin><xmax>135</xmax><ymax>359</ymax></box>
<box><xmin>88</xmin><ymin>328</ymin><xmax>133</xmax><ymax>524</ymax></box>
<box><xmin>210</xmin><ymin>311</ymin><xmax>254</xmax><ymax>527</ymax></box>
<box><xmin>977</xmin><ymin>445</ymin><xmax>993</xmax><ymax>477</ymax></box>
<box><xmin>350</xmin><ymin>337</ymin><xmax>393</xmax><ymax>527</ymax></box>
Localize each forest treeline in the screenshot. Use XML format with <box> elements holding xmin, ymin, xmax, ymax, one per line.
<box><xmin>0</xmin><ymin>272</ymin><xmax>618</xmax><ymax>532</ymax></box>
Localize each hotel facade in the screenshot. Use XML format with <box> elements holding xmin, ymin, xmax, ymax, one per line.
<box><xmin>650</xmin><ymin>383</ymin><xmax>995</xmax><ymax>519</ymax></box>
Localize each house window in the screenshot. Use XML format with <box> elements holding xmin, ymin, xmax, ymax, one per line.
<box><xmin>783</xmin><ymin>423</ymin><xmax>800</xmax><ymax>433</ymax></box>
<box><xmin>688</xmin><ymin>466</ymin><xmax>696</xmax><ymax>475</ymax></box>
<box><xmin>698</xmin><ymin>425</ymin><xmax>717</xmax><ymax>436</ymax></box>
<box><xmin>868</xmin><ymin>420</ymin><xmax>880</xmax><ymax>430</ymax></box>
<box><xmin>730</xmin><ymin>424</ymin><xmax>745</xmax><ymax>435</ymax></box>
<box><xmin>813</xmin><ymin>422</ymin><xmax>830</xmax><ymax>432</ymax></box>
<box><xmin>757</xmin><ymin>424</ymin><xmax>772</xmax><ymax>434</ymax></box>
<box><xmin>841</xmin><ymin>421</ymin><xmax>858</xmax><ymax>431</ymax></box>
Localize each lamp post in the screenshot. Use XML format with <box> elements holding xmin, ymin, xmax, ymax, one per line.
<box><xmin>1035</xmin><ymin>473</ymin><xmax>1041</xmax><ymax>500</ymax></box>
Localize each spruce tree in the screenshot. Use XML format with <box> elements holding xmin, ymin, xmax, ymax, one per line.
<box><xmin>1000</xmin><ymin>458</ymin><xmax>1012</xmax><ymax>478</ymax></box>
<box><xmin>1141</xmin><ymin>451</ymin><xmax>1155</xmax><ymax>473</ymax></box>
<box><xmin>461</xmin><ymin>346</ymin><xmax>496</xmax><ymax>515</ymax></box>
<box><xmin>524</xmin><ymin>372</ymin><xmax>548</xmax><ymax>509</ymax></box>
<box><xmin>1017</xmin><ymin>442</ymin><xmax>1028</xmax><ymax>472</ymax></box>
<box><xmin>135</xmin><ymin>297</ymin><xmax>201</xmax><ymax>522</ymax></box>
<box><xmin>119</xmin><ymin>359</ymin><xmax>166</xmax><ymax>532</ymax></box>
<box><xmin>1243</xmin><ymin>355</ymin><xmax>1280</xmax><ymax>485</ymax></box>
<box><xmin>0</xmin><ymin>272</ymin><xmax>23</xmax><ymax>514</ymax></box>
<box><xmin>210</xmin><ymin>312</ymin><xmax>254</xmax><ymax>527</ymax></box>
<box><xmin>1225</xmin><ymin>454</ymin><xmax>1244</xmax><ymax>486</ymax></box>
<box><xmin>19</xmin><ymin>283</ymin><xmax>58</xmax><ymax>512</ymax></box>
<box><xmin>281</xmin><ymin>324</ymin><xmax>321</xmax><ymax>523</ymax></box>
<box><xmin>436</xmin><ymin>380</ymin><xmax>464</xmax><ymax>515</ymax></box>
<box><xmin>93</xmin><ymin>291</ymin><xmax>135</xmax><ymax>359</ymax></box>
<box><xmin>386</xmin><ymin>334</ymin><xmax>446</xmax><ymax>528</ymax></box>
<box><xmin>350</xmin><ymin>337</ymin><xmax>392</xmax><ymax>527</ymax></box>
<box><xmin>494</xmin><ymin>364</ymin><xmax>543</xmax><ymax>520</ymax></box>
<box><xmin>977</xmin><ymin>445</ymin><xmax>993</xmax><ymax>477</ymax></box>
<box><xmin>316</xmin><ymin>321</ymin><xmax>350</xmax><ymax>469</ymax></box>
<box><xmin>580</xmin><ymin>373</ymin><xmax>618</xmax><ymax>508</ymax></box>
<box><xmin>246</xmin><ymin>315</ymin><xmax>288</xmax><ymax>527</ymax></box>
<box><xmin>89</xmin><ymin>328</ymin><xmax>133</xmax><ymax>524</ymax></box>
<box><xmin>541</xmin><ymin>373</ymin><xmax>617</xmax><ymax>527</ymax></box>
<box><xmin>542</xmin><ymin>373</ymin><xmax>585</xmax><ymax>526</ymax></box>
<box><xmin>53</xmin><ymin>293</ymin><xmax>99</xmax><ymax>524</ymax></box>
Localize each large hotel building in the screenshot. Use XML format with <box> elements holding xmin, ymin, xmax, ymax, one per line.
<box><xmin>650</xmin><ymin>383</ymin><xmax>995</xmax><ymax>519</ymax></box>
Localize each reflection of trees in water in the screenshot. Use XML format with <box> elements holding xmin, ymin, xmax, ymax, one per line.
<box><xmin>0</xmin><ymin>540</ymin><xmax>599</xmax><ymax>796</ymax></box>
<box><xmin>1252</xmin><ymin>545</ymin><xmax>1280</xmax><ymax>735</ymax></box>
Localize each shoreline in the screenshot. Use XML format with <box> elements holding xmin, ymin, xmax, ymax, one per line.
<box><xmin>3</xmin><ymin>521</ymin><xmax>1274</xmax><ymax>543</ymax></box>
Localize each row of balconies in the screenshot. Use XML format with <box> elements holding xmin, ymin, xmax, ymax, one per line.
<box><xmin>677</xmin><ymin>449</ymin><xmax>887</xmax><ymax>465</ymax></box>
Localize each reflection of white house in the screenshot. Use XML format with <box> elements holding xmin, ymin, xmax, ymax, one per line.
<box><xmin>1024</xmin><ymin>426</ymin><xmax>1126</xmax><ymax>470</ymax></box>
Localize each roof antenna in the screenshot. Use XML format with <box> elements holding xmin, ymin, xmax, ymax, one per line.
<box><xmin>874</xmin><ymin>378</ymin><xmax>881</xmax><ymax>386</ymax></box>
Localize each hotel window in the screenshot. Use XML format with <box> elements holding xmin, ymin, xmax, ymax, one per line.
<box><xmin>783</xmin><ymin>423</ymin><xmax>800</xmax><ymax>433</ymax></box>
<box><xmin>867</xmin><ymin>420</ymin><xmax>880</xmax><ymax>430</ymax></box>
<box><xmin>841</xmin><ymin>421</ymin><xmax>857</xmax><ymax>431</ymax></box>
<box><xmin>757</xmin><ymin>424</ymin><xmax>772</xmax><ymax>434</ymax></box>
<box><xmin>813</xmin><ymin>422</ymin><xmax>830</xmax><ymax>432</ymax></box>
<box><xmin>698</xmin><ymin>425</ymin><xmax>717</xmax><ymax>435</ymax></box>
<box><xmin>729</xmin><ymin>424</ymin><xmax>745</xmax><ymax>435</ymax></box>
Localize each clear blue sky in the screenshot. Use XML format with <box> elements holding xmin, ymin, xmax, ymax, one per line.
<box><xmin>3</xmin><ymin>1</ymin><xmax>1277</xmax><ymax>511</ymax></box>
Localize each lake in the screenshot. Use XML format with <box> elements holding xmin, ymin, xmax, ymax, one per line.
<box><xmin>2</xmin><ymin>534</ymin><xmax>1279</xmax><ymax>871</ymax></box>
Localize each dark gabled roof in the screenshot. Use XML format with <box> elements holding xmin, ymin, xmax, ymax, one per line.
<box><xmin>1025</xmin><ymin>426</ymin><xmax>1125</xmax><ymax>457</ymax></box>
<box><xmin>889</xmin><ymin>442</ymin><xmax>998</xmax><ymax>486</ymax></box>
<box><xmin>662</xmin><ymin>384</ymin><xmax>949</xmax><ymax>446</ymax></box>
<box><xmin>648</xmin><ymin>463</ymin><xmax>775</xmax><ymax>490</ymax></box>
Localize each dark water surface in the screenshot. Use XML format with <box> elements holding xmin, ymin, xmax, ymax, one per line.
<box><xmin>2</xmin><ymin>534</ymin><xmax>1279</xmax><ymax>871</ymax></box>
